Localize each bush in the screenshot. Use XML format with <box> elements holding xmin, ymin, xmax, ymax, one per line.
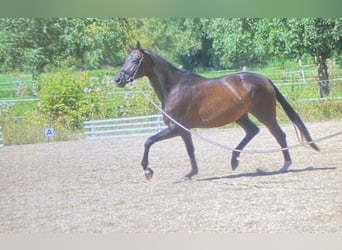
<box><xmin>38</xmin><ymin>71</ymin><xmax>88</xmax><ymax>128</ymax></box>
<box><xmin>37</xmin><ymin>70</ymin><xmax>159</xmax><ymax>129</ymax></box>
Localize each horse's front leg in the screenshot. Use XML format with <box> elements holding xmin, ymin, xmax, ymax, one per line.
<box><xmin>179</xmin><ymin>129</ymin><xmax>199</xmax><ymax>182</ymax></box>
<box><xmin>141</xmin><ymin>127</ymin><xmax>179</xmax><ymax>180</ymax></box>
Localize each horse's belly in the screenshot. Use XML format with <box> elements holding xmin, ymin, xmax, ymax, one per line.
<box><xmin>195</xmin><ymin>90</ymin><xmax>250</xmax><ymax>128</ymax></box>
<box><xmin>197</xmin><ymin>105</ymin><xmax>247</xmax><ymax>127</ymax></box>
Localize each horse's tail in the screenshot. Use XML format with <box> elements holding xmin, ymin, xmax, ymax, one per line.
<box><xmin>269</xmin><ymin>80</ymin><xmax>320</xmax><ymax>151</ymax></box>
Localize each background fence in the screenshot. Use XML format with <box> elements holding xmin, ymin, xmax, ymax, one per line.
<box><xmin>0</xmin><ymin>126</ymin><xmax>3</xmax><ymax>147</ymax></box>
<box><xmin>83</xmin><ymin>114</ymin><xmax>166</xmax><ymax>140</ymax></box>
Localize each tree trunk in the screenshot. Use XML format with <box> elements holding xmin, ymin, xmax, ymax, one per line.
<box><xmin>317</xmin><ymin>56</ymin><xmax>329</xmax><ymax>98</ymax></box>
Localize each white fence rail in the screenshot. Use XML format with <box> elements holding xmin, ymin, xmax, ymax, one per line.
<box><xmin>0</xmin><ymin>126</ymin><xmax>3</xmax><ymax>147</ymax></box>
<box><xmin>83</xmin><ymin>114</ymin><xmax>166</xmax><ymax>140</ymax></box>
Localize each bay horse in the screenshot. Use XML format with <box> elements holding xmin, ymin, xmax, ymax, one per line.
<box><xmin>115</xmin><ymin>41</ymin><xmax>319</xmax><ymax>182</ymax></box>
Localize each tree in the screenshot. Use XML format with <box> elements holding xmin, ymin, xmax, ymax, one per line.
<box><xmin>171</xmin><ymin>18</ymin><xmax>215</xmax><ymax>70</ymax></box>
<box><xmin>1</xmin><ymin>17</ymin><xmax>341</xmax><ymax>85</ymax></box>
<box><xmin>127</xmin><ymin>18</ymin><xmax>215</xmax><ymax>71</ymax></box>
<box><xmin>300</xmin><ymin>18</ymin><xmax>342</xmax><ymax>97</ymax></box>
<box><xmin>206</xmin><ymin>18</ymin><xmax>266</xmax><ymax>69</ymax></box>
<box><xmin>257</xmin><ymin>18</ymin><xmax>342</xmax><ymax>97</ymax></box>
<box><xmin>0</xmin><ymin>18</ymin><xmax>132</xmax><ymax>77</ymax></box>
<box><xmin>0</xmin><ymin>18</ymin><xmax>80</xmax><ymax>77</ymax></box>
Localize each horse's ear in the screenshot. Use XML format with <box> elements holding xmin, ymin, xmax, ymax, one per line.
<box><xmin>136</xmin><ymin>41</ymin><xmax>141</xmax><ymax>49</ymax></box>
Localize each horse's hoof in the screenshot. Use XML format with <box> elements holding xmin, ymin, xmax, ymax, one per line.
<box><xmin>144</xmin><ymin>167</ymin><xmax>154</xmax><ymax>180</ymax></box>
<box><xmin>231</xmin><ymin>157</ymin><xmax>240</xmax><ymax>170</ymax></box>
<box><xmin>279</xmin><ymin>161</ymin><xmax>292</xmax><ymax>173</ymax></box>
<box><xmin>180</xmin><ymin>176</ymin><xmax>191</xmax><ymax>182</ymax></box>
<box><xmin>279</xmin><ymin>166</ymin><xmax>289</xmax><ymax>173</ymax></box>
<box><xmin>279</xmin><ymin>167</ymin><xmax>288</xmax><ymax>173</ymax></box>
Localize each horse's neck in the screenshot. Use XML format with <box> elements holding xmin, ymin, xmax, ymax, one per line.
<box><xmin>147</xmin><ymin>56</ymin><xmax>183</xmax><ymax>106</ymax></box>
<box><xmin>147</xmin><ymin>74</ymin><xmax>166</xmax><ymax>105</ymax></box>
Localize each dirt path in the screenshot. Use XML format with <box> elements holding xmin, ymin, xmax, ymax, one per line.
<box><xmin>0</xmin><ymin>121</ymin><xmax>341</xmax><ymax>232</ymax></box>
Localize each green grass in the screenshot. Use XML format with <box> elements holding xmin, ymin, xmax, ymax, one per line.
<box><xmin>0</xmin><ymin>73</ymin><xmax>38</xmax><ymax>120</ymax></box>
<box><xmin>0</xmin><ymin>73</ymin><xmax>34</xmax><ymax>98</ymax></box>
<box><xmin>0</xmin><ymin>73</ymin><xmax>31</xmax><ymax>82</ymax></box>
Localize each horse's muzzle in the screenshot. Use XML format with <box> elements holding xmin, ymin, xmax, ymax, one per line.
<box><xmin>115</xmin><ymin>72</ymin><xmax>134</xmax><ymax>87</ymax></box>
<box><xmin>115</xmin><ymin>74</ymin><xmax>127</xmax><ymax>87</ymax></box>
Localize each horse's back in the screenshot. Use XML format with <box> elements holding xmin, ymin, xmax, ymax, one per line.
<box><xmin>165</xmin><ymin>71</ymin><xmax>276</xmax><ymax>128</ymax></box>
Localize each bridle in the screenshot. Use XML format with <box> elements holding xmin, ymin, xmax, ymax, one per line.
<box><xmin>121</xmin><ymin>52</ymin><xmax>144</xmax><ymax>82</ymax></box>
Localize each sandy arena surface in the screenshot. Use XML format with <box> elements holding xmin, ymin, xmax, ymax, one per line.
<box><xmin>0</xmin><ymin>121</ymin><xmax>341</xmax><ymax>232</ymax></box>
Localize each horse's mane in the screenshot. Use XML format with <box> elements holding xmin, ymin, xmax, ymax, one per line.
<box><xmin>143</xmin><ymin>49</ymin><xmax>191</xmax><ymax>75</ymax></box>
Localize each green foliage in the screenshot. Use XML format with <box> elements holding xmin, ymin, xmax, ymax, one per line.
<box><xmin>300</xmin><ymin>18</ymin><xmax>342</xmax><ymax>59</ymax></box>
<box><xmin>127</xmin><ymin>18</ymin><xmax>204</xmax><ymax>69</ymax></box>
<box><xmin>206</xmin><ymin>18</ymin><xmax>264</xmax><ymax>68</ymax></box>
<box><xmin>1</xmin><ymin>18</ymin><xmax>341</xmax><ymax>73</ymax></box>
<box><xmin>38</xmin><ymin>71</ymin><xmax>88</xmax><ymax>128</ymax></box>
<box><xmin>84</xmin><ymin>73</ymin><xmax>125</xmax><ymax>119</ymax></box>
<box><xmin>36</xmin><ymin>70</ymin><xmax>159</xmax><ymax>129</ymax></box>
<box><xmin>0</xmin><ymin>18</ymin><xmax>132</xmax><ymax>75</ymax></box>
<box><xmin>119</xmin><ymin>78</ymin><xmax>160</xmax><ymax>117</ymax></box>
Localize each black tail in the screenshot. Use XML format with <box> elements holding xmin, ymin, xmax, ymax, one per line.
<box><xmin>270</xmin><ymin>80</ymin><xmax>319</xmax><ymax>151</ymax></box>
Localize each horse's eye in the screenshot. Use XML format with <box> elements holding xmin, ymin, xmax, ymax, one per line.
<box><xmin>134</xmin><ymin>57</ymin><xmax>141</xmax><ymax>63</ymax></box>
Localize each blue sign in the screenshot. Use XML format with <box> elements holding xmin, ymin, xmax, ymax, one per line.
<box><xmin>44</xmin><ymin>128</ymin><xmax>55</xmax><ymax>137</ymax></box>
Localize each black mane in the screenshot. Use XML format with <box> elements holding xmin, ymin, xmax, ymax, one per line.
<box><xmin>144</xmin><ymin>49</ymin><xmax>192</xmax><ymax>76</ymax></box>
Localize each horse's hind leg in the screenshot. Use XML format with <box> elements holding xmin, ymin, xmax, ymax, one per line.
<box><xmin>231</xmin><ymin>115</ymin><xmax>260</xmax><ymax>170</ymax></box>
<box><xmin>262</xmin><ymin>119</ymin><xmax>292</xmax><ymax>172</ymax></box>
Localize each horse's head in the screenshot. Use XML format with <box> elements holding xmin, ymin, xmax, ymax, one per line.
<box><xmin>115</xmin><ymin>41</ymin><xmax>145</xmax><ymax>87</ymax></box>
